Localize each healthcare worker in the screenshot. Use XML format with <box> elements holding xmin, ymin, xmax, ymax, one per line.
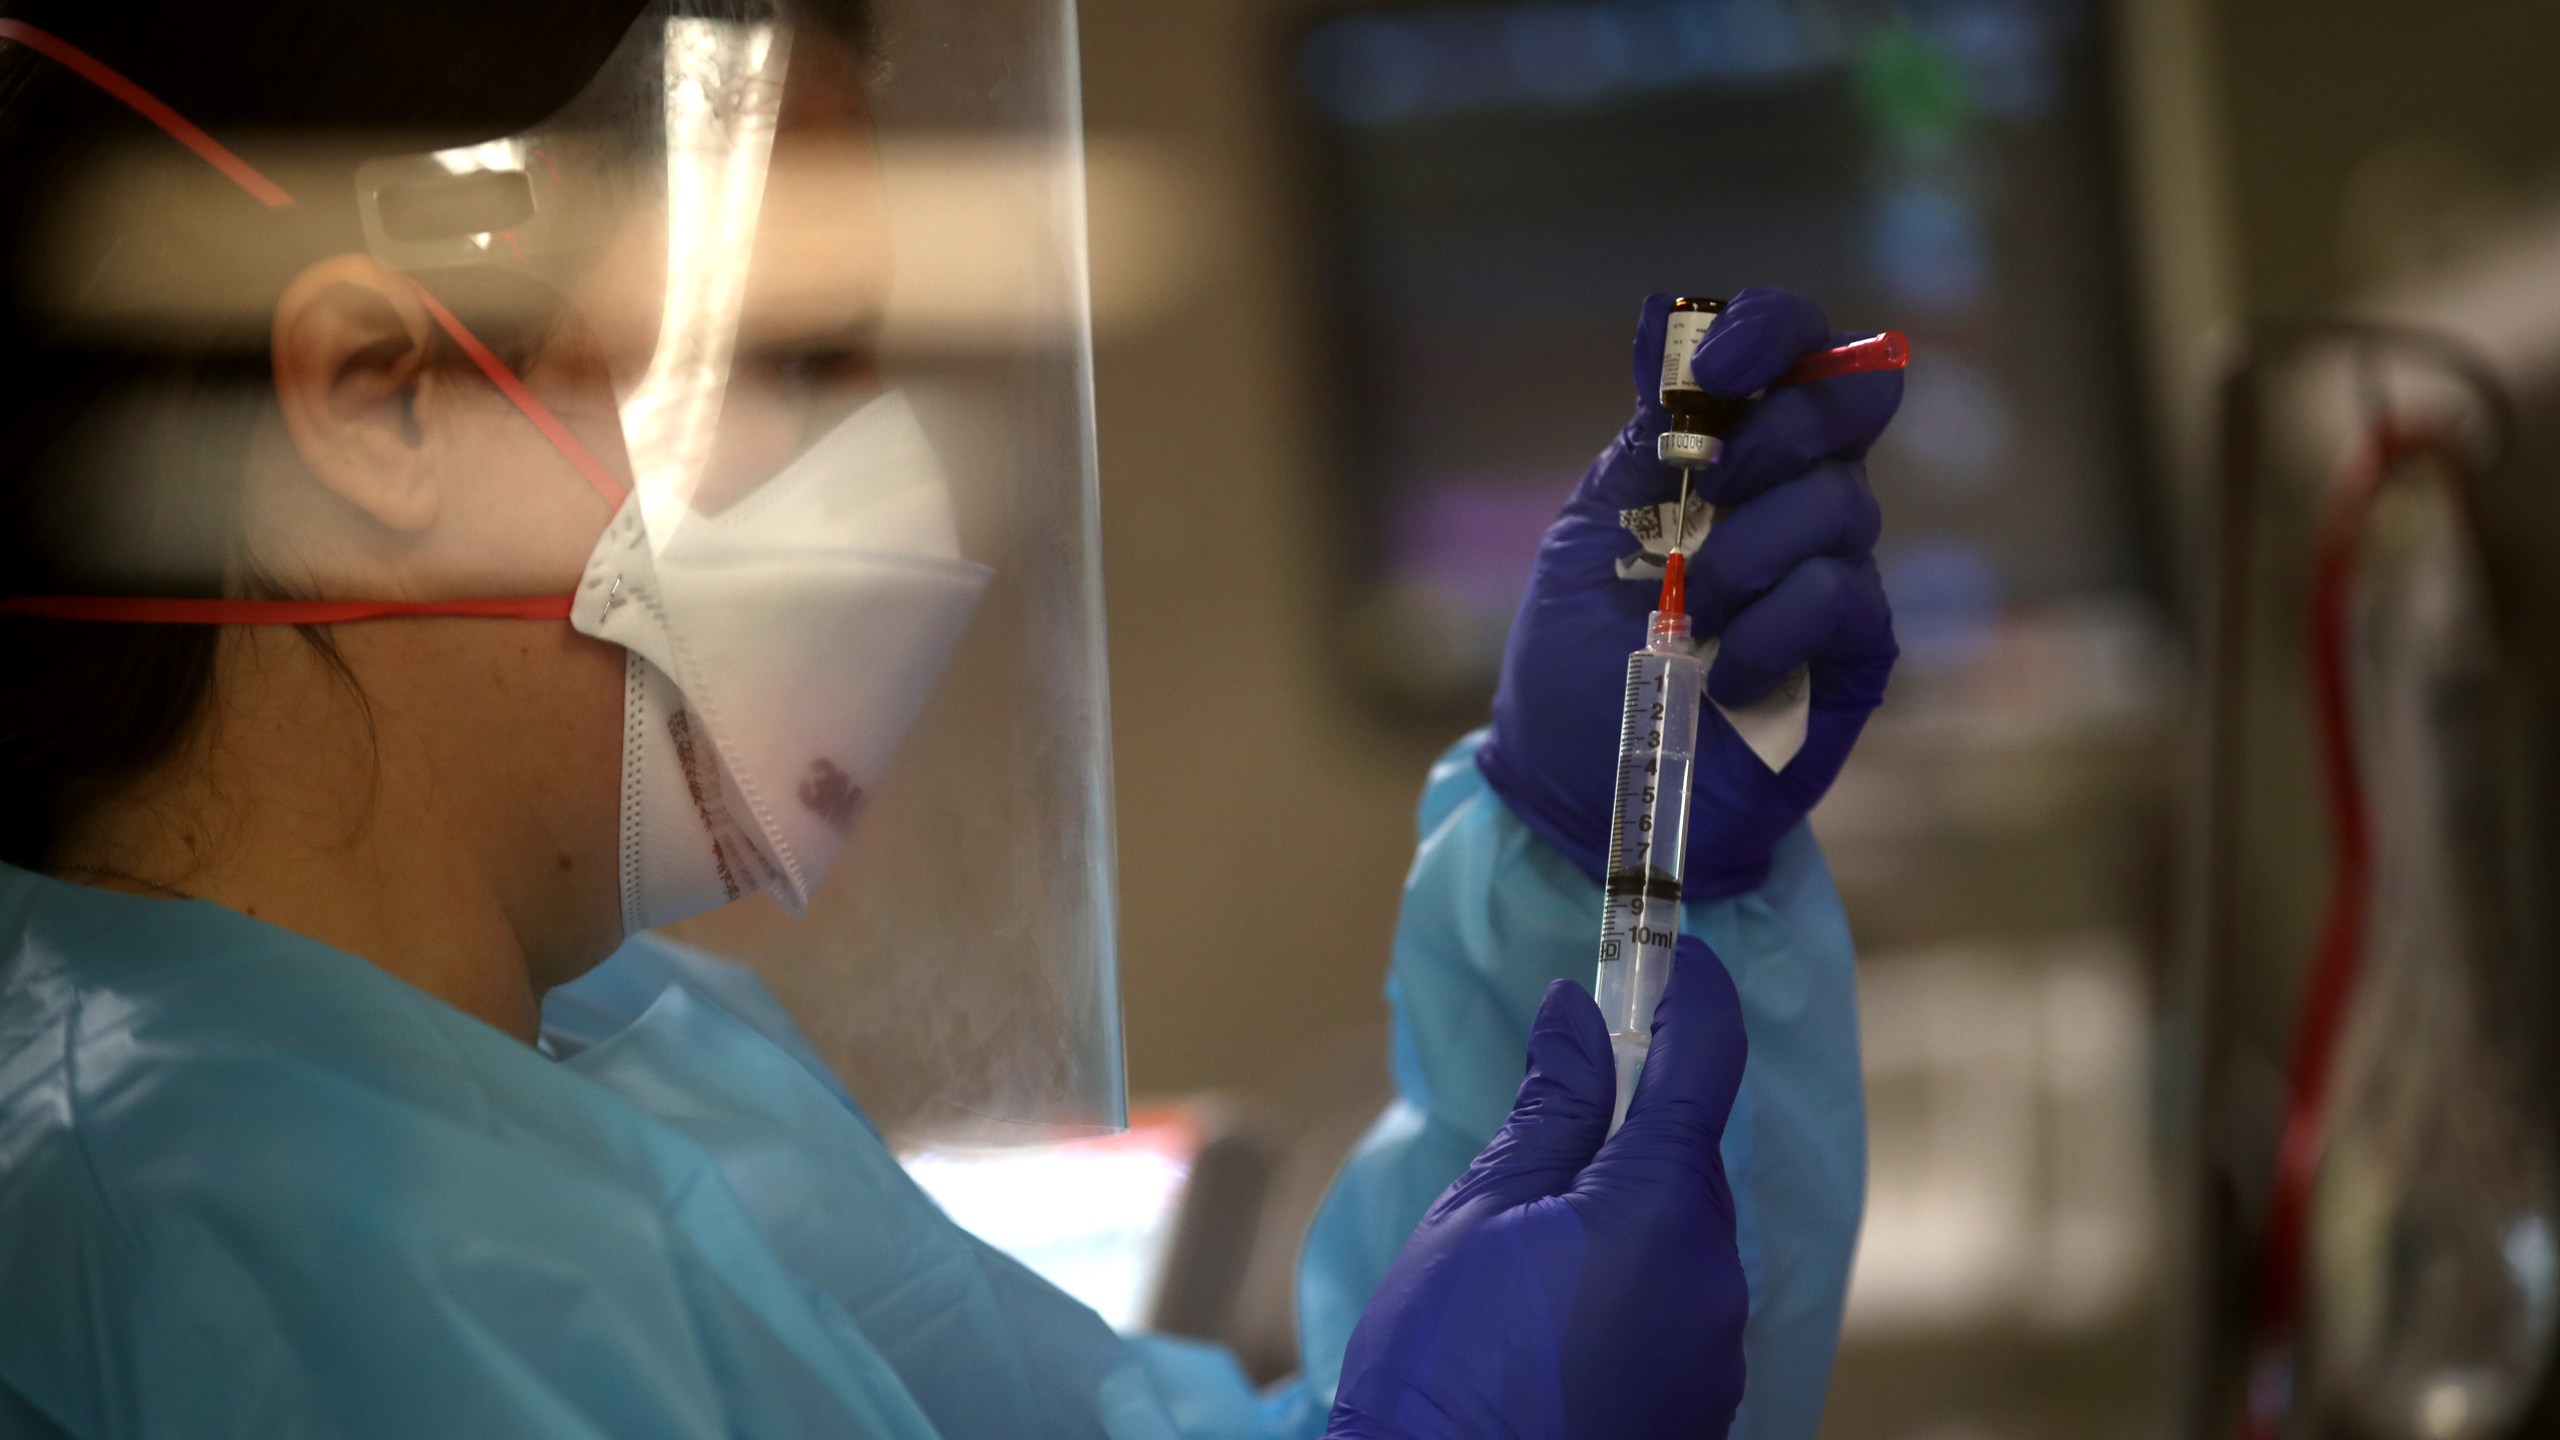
<box><xmin>0</xmin><ymin>1</ymin><xmax>1900</xmax><ymax>1437</ymax></box>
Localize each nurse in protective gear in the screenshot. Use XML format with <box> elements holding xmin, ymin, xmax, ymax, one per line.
<box><xmin>0</xmin><ymin>1</ymin><xmax>1899</xmax><ymax>1437</ymax></box>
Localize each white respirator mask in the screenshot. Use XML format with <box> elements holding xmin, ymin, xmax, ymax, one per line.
<box><xmin>571</xmin><ymin>390</ymin><xmax>993</xmax><ymax>933</ymax></box>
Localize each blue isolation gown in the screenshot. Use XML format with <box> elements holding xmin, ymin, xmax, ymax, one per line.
<box><xmin>0</xmin><ymin>733</ymin><xmax>1862</xmax><ymax>1439</ymax></box>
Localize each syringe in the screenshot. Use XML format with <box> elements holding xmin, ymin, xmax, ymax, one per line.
<box><xmin>1593</xmin><ymin>301</ymin><xmax>1912</xmax><ymax>1129</ymax></box>
<box><xmin>1595</xmin><ymin>487</ymin><xmax>1707</xmax><ymax>1132</ymax></box>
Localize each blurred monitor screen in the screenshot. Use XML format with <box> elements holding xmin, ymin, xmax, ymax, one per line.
<box><xmin>1294</xmin><ymin>0</ymin><xmax>2153</xmax><ymax>713</ymax></box>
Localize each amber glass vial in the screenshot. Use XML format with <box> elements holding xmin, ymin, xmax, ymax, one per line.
<box><xmin>1657</xmin><ymin>295</ymin><xmax>1752</xmax><ymax>467</ymax></box>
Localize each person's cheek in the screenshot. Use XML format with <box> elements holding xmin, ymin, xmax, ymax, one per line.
<box><xmin>692</xmin><ymin>379</ymin><xmax>807</xmax><ymax>515</ymax></box>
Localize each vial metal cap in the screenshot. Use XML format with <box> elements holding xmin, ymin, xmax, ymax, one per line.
<box><xmin>1658</xmin><ymin>430</ymin><xmax>1721</xmax><ymax>467</ymax></box>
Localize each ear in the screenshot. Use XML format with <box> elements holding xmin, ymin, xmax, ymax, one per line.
<box><xmin>271</xmin><ymin>255</ymin><xmax>441</xmax><ymax>534</ymax></box>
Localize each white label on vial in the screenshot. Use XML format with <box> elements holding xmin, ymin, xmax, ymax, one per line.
<box><xmin>1659</xmin><ymin>307</ymin><xmax>1717</xmax><ymax>395</ymax></box>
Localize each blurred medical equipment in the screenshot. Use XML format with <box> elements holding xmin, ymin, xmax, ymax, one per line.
<box><xmin>1293</xmin><ymin>0</ymin><xmax>2148</xmax><ymax>722</ymax></box>
<box><xmin>2196</xmin><ymin>308</ymin><xmax>2560</xmax><ymax>1440</ymax></box>
<box><xmin>2300</xmin><ymin>427</ymin><xmax>2557</xmax><ymax>1440</ymax></box>
<box><xmin>1844</xmin><ymin>937</ymin><xmax>2154</xmax><ymax>1338</ymax></box>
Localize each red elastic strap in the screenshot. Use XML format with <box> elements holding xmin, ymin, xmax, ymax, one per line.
<box><xmin>0</xmin><ymin>594</ymin><xmax>577</xmax><ymax>625</ymax></box>
<box><xmin>0</xmin><ymin>21</ymin><xmax>295</xmax><ymax>210</ymax></box>
<box><xmin>408</xmin><ymin>283</ymin><xmax>629</xmax><ymax>509</ymax></box>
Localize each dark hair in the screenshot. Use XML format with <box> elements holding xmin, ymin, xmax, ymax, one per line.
<box><xmin>0</xmin><ymin>0</ymin><xmax>869</xmax><ymax>867</ymax></box>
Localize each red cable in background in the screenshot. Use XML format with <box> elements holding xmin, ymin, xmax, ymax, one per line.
<box><xmin>2243</xmin><ymin>424</ymin><xmax>2474</xmax><ymax>1440</ymax></box>
<box><xmin>405</xmin><ymin>284</ymin><xmax>629</xmax><ymax>509</ymax></box>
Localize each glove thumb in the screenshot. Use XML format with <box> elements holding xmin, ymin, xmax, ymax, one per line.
<box><xmin>1582</xmin><ymin>937</ymin><xmax>1746</xmax><ymax>1188</ymax></box>
<box><xmin>1443</xmin><ymin>980</ymin><xmax>1617</xmax><ymax>1210</ymax></box>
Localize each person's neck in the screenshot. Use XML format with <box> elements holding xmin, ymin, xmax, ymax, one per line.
<box><xmin>48</xmin><ymin>629</ymin><xmax>543</xmax><ymax>1042</ymax></box>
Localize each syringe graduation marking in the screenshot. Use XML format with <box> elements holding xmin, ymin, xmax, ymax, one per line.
<box><xmin>1591</xmin><ymin>616</ymin><xmax>1703</xmax><ymax>1130</ymax></box>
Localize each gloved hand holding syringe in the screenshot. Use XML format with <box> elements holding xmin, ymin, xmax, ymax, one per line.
<box><xmin>1594</xmin><ymin>297</ymin><xmax>1910</xmax><ymax>1129</ymax></box>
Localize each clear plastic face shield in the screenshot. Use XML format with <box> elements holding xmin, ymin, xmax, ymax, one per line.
<box><xmin>7</xmin><ymin>0</ymin><xmax>1123</xmax><ymax>1144</ymax></box>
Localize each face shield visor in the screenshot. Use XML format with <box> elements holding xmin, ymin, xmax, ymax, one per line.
<box><xmin>2</xmin><ymin>0</ymin><xmax>1123</xmax><ymax>1145</ymax></box>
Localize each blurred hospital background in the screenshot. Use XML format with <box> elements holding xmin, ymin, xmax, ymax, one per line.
<box><xmin>904</xmin><ymin>1</ymin><xmax>2560</xmax><ymax>1436</ymax></box>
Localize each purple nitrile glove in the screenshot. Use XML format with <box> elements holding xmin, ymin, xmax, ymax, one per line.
<box><xmin>1327</xmin><ymin>936</ymin><xmax>1750</xmax><ymax>1440</ymax></box>
<box><xmin>1476</xmin><ymin>288</ymin><xmax>1902</xmax><ymax>897</ymax></box>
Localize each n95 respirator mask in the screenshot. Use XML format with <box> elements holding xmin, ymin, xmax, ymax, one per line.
<box><xmin>571</xmin><ymin>390</ymin><xmax>992</xmax><ymax>934</ymax></box>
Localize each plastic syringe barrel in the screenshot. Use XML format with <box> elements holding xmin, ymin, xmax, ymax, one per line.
<box><xmin>1592</xmin><ymin>613</ymin><xmax>1705</xmax><ymax>1132</ymax></box>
